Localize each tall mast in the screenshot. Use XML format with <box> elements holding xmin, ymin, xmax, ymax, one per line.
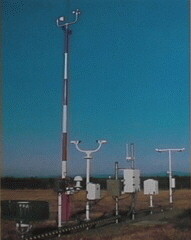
<box><xmin>56</xmin><ymin>9</ymin><xmax>81</xmax><ymax>227</ymax></box>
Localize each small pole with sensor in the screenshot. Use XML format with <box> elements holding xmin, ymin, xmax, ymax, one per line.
<box><xmin>56</xmin><ymin>9</ymin><xmax>81</xmax><ymax>228</ymax></box>
<box><xmin>126</xmin><ymin>143</ymin><xmax>136</xmax><ymax>220</ymax></box>
<box><xmin>71</xmin><ymin>140</ymin><xmax>107</xmax><ymax>221</ymax></box>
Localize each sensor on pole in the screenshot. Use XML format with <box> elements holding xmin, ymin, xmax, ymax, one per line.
<box><xmin>155</xmin><ymin>147</ymin><xmax>185</xmax><ymax>205</ymax></box>
<box><xmin>71</xmin><ymin>140</ymin><xmax>107</xmax><ymax>221</ymax></box>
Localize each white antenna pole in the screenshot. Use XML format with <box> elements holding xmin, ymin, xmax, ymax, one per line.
<box><xmin>126</xmin><ymin>143</ymin><xmax>128</xmax><ymax>160</ymax></box>
<box><xmin>126</xmin><ymin>143</ymin><xmax>135</xmax><ymax>169</ymax></box>
<box><xmin>131</xmin><ymin>143</ymin><xmax>135</xmax><ymax>169</ymax></box>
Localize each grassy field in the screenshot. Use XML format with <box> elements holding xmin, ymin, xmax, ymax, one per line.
<box><xmin>1</xmin><ymin>189</ymin><xmax>191</xmax><ymax>240</ymax></box>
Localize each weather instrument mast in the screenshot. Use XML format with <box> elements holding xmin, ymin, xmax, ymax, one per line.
<box><xmin>155</xmin><ymin>148</ymin><xmax>185</xmax><ymax>206</ymax></box>
<box><xmin>56</xmin><ymin>9</ymin><xmax>81</xmax><ymax>227</ymax></box>
<box><xmin>71</xmin><ymin>140</ymin><xmax>107</xmax><ymax>221</ymax></box>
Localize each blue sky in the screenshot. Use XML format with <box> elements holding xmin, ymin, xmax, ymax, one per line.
<box><xmin>3</xmin><ymin>0</ymin><xmax>190</xmax><ymax>177</ymax></box>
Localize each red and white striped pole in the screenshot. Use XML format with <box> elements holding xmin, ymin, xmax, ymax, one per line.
<box><xmin>57</xmin><ymin>9</ymin><xmax>80</xmax><ymax>227</ymax></box>
<box><xmin>62</xmin><ymin>23</ymin><xmax>70</xmax><ymax>180</ymax></box>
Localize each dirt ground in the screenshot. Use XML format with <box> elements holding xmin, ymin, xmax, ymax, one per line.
<box><xmin>1</xmin><ymin>189</ymin><xmax>191</xmax><ymax>240</ymax></box>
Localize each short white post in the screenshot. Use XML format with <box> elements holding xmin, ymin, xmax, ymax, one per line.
<box><xmin>86</xmin><ymin>201</ymin><xmax>90</xmax><ymax>221</ymax></box>
<box><xmin>58</xmin><ymin>193</ymin><xmax>62</xmax><ymax>227</ymax></box>
<box><xmin>150</xmin><ymin>195</ymin><xmax>153</xmax><ymax>214</ymax></box>
<box><xmin>149</xmin><ymin>195</ymin><xmax>153</xmax><ymax>208</ymax></box>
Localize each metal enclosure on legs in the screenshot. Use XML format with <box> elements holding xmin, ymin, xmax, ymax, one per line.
<box><xmin>123</xmin><ymin>169</ymin><xmax>140</xmax><ymax>193</ymax></box>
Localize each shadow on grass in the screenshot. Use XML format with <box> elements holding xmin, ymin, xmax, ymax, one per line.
<box><xmin>171</xmin><ymin>209</ymin><xmax>191</xmax><ymax>230</ymax></box>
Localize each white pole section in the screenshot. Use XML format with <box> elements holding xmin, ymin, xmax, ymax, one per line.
<box><xmin>58</xmin><ymin>193</ymin><xmax>62</xmax><ymax>228</ymax></box>
<box><xmin>149</xmin><ymin>195</ymin><xmax>153</xmax><ymax>214</ymax></box>
<box><xmin>86</xmin><ymin>201</ymin><xmax>90</xmax><ymax>221</ymax></box>
<box><xmin>150</xmin><ymin>195</ymin><xmax>153</xmax><ymax>208</ymax></box>
<box><xmin>86</xmin><ymin>158</ymin><xmax>90</xmax><ymax>190</ymax></box>
<box><xmin>168</xmin><ymin>150</ymin><xmax>172</xmax><ymax>204</ymax></box>
<box><xmin>86</xmin><ymin>157</ymin><xmax>90</xmax><ymax>221</ymax></box>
